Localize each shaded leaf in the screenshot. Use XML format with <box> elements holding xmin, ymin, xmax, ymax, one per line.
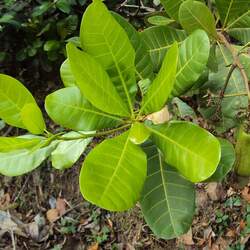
<box><xmin>140</xmin><ymin>144</ymin><xmax>195</xmax><ymax>239</ymax></box>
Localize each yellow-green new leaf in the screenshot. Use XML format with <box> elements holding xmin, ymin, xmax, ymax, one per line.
<box><xmin>67</xmin><ymin>43</ymin><xmax>130</xmax><ymax>117</ymax></box>
<box><xmin>179</xmin><ymin>0</ymin><xmax>217</xmax><ymax>39</ymax></box>
<box><xmin>171</xmin><ymin>29</ymin><xmax>210</xmax><ymax>96</ymax></box>
<box><xmin>0</xmin><ymin>74</ymin><xmax>36</xmax><ymax>129</ymax></box>
<box><xmin>45</xmin><ymin>87</ymin><xmax>120</xmax><ymax>131</ymax></box>
<box><xmin>140</xmin><ymin>145</ymin><xmax>195</xmax><ymax>239</ymax></box>
<box><xmin>0</xmin><ymin>137</ymin><xmax>43</xmax><ymax>152</ymax></box>
<box><xmin>140</xmin><ymin>42</ymin><xmax>178</xmax><ymax>114</ymax></box>
<box><xmin>52</xmin><ymin>131</ymin><xmax>92</xmax><ymax>170</ymax></box>
<box><xmin>80</xmin><ymin>131</ymin><xmax>147</xmax><ymax>211</ymax></box>
<box><xmin>80</xmin><ymin>0</ymin><xmax>136</xmax><ymax>112</ymax></box>
<box><xmin>129</xmin><ymin>122</ymin><xmax>151</xmax><ymax>145</ymax></box>
<box><xmin>147</xmin><ymin>121</ymin><xmax>221</xmax><ymax>182</ymax></box>
<box><xmin>21</xmin><ymin>103</ymin><xmax>46</xmax><ymax>135</ymax></box>
<box><xmin>60</xmin><ymin>59</ymin><xmax>76</xmax><ymax>87</ymax></box>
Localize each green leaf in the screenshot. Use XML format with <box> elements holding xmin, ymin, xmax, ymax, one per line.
<box><xmin>79</xmin><ymin>131</ymin><xmax>147</xmax><ymax>211</ymax></box>
<box><xmin>56</xmin><ymin>0</ymin><xmax>72</xmax><ymax>13</ymax></box>
<box><xmin>140</xmin><ymin>145</ymin><xmax>195</xmax><ymax>239</ymax></box>
<box><xmin>52</xmin><ymin>131</ymin><xmax>92</xmax><ymax>170</ymax></box>
<box><xmin>141</xmin><ymin>26</ymin><xmax>186</xmax><ymax>71</ymax></box>
<box><xmin>80</xmin><ymin>0</ymin><xmax>136</xmax><ymax>112</ymax></box>
<box><xmin>44</xmin><ymin>40</ymin><xmax>60</xmax><ymax>52</ymax></box>
<box><xmin>129</xmin><ymin>122</ymin><xmax>151</xmax><ymax>145</ymax></box>
<box><xmin>171</xmin><ymin>29</ymin><xmax>210</xmax><ymax>96</ymax></box>
<box><xmin>199</xmin><ymin>45</ymin><xmax>248</xmax><ymax>132</ymax></box>
<box><xmin>147</xmin><ymin>121</ymin><xmax>221</xmax><ymax>182</ymax></box>
<box><xmin>148</xmin><ymin>15</ymin><xmax>175</xmax><ymax>26</ymax></box>
<box><xmin>21</xmin><ymin>103</ymin><xmax>46</xmax><ymax>135</ymax></box>
<box><xmin>112</xmin><ymin>12</ymin><xmax>154</xmax><ymax>81</ymax></box>
<box><xmin>60</xmin><ymin>59</ymin><xmax>76</xmax><ymax>87</ymax></box>
<box><xmin>0</xmin><ymin>142</ymin><xmax>56</xmax><ymax>176</ymax></box>
<box><xmin>0</xmin><ymin>74</ymin><xmax>36</xmax><ymax>129</ymax></box>
<box><xmin>66</xmin><ymin>43</ymin><xmax>130</xmax><ymax>117</ymax></box>
<box><xmin>206</xmin><ymin>139</ymin><xmax>235</xmax><ymax>182</ymax></box>
<box><xmin>179</xmin><ymin>0</ymin><xmax>217</xmax><ymax>39</ymax></box>
<box><xmin>235</xmin><ymin>127</ymin><xmax>250</xmax><ymax>176</ymax></box>
<box><xmin>140</xmin><ymin>42</ymin><xmax>178</xmax><ymax>114</ymax></box>
<box><xmin>215</xmin><ymin>0</ymin><xmax>250</xmax><ymax>27</ymax></box>
<box><xmin>45</xmin><ymin>87</ymin><xmax>121</xmax><ymax>131</ymax></box>
<box><xmin>0</xmin><ymin>137</ymin><xmax>43</xmax><ymax>152</ymax></box>
<box><xmin>160</xmin><ymin>0</ymin><xmax>204</xmax><ymax>21</ymax></box>
<box><xmin>138</xmin><ymin>79</ymin><xmax>152</xmax><ymax>96</ymax></box>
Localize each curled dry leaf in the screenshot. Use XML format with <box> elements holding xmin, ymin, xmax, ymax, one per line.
<box><xmin>88</xmin><ymin>242</ymin><xmax>99</xmax><ymax>250</ymax></box>
<box><xmin>241</xmin><ymin>186</ymin><xmax>250</xmax><ymax>203</ymax></box>
<box><xmin>56</xmin><ymin>198</ymin><xmax>66</xmax><ymax>216</ymax></box>
<box><xmin>178</xmin><ymin>228</ymin><xmax>194</xmax><ymax>246</ymax></box>
<box><xmin>146</xmin><ymin>106</ymin><xmax>170</xmax><ymax>124</ymax></box>
<box><xmin>46</xmin><ymin>209</ymin><xmax>59</xmax><ymax>223</ymax></box>
<box><xmin>205</xmin><ymin>182</ymin><xmax>224</xmax><ymax>201</ymax></box>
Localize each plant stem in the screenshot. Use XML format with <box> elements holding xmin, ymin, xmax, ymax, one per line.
<box><xmin>56</xmin><ymin>124</ymin><xmax>131</xmax><ymax>141</ymax></box>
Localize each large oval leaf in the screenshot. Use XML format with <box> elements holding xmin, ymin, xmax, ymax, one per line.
<box><xmin>147</xmin><ymin>121</ymin><xmax>221</xmax><ymax>182</ymax></box>
<box><xmin>206</xmin><ymin>138</ymin><xmax>235</xmax><ymax>182</ymax></box>
<box><xmin>80</xmin><ymin>0</ymin><xmax>136</xmax><ymax>113</ymax></box>
<box><xmin>0</xmin><ymin>142</ymin><xmax>56</xmax><ymax>176</ymax></box>
<box><xmin>67</xmin><ymin>43</ymin><xmax>130</xmax><ymax>117</ymax></box>
<box><xmin>140</xmin><ymin>144</ymin><xmax>195</xmax><ymax>239</ymax></box>
<box><xmin>179</xmin><ymin>0</ymin><xmax>217</xmax><ymax>39</ymax></box>
<box><xmin>171</xmin><ymin>29</ymin><xmax>210</xmax><ymax>96</ymax></box>
<box><xmin>80</xmin><ymin>131</ymin><xmax>147</xmax><ymax>211</ymax></box>
<box><xmin>21</xmin><ymin>103</ymin><xmax>46</xmax><ymax>135</ymax></box>
<box><xmin>140</xmin><ymin>43</ymin><xmax>178</xmax><ymax>114</ymax></box>
<box><xmin>112</xmin><ymin>12</ymin><xmax>154</xmax><ymax>81</ymax></box>
<box><xmin>45</xmin><ymin>87</ymin><xmax>121</xmax><ymax>131</ymax></box>
<box><xmin>0</xmin><ymin>74</ymin><xmax>36</xmax><ymax>128</ymax></box>
<box><xmin>52</xmin><ymin>131</ymin><xmax>92</xmax><ymax>170</ymax></box>
<box><xmin>141</xmin><ymin>26</ymin><xmax>186</xmax><ymax>71</ymax></box>
<box><xmin>215</xmin><ymin>0</ymin><xmax>250</xmax><ymax>27</ymax></box>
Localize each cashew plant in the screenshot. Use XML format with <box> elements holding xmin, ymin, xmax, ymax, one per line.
<box><xmin>0</xmin><ymin>0</ymin><xmax>237</xmax><ymax>239</ymax></box>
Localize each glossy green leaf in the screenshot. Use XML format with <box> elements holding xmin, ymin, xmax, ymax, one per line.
<box><xmin>80</xmin><ymin>0</ymin><xmax>136</xmax><ymax>111</ymax></box>
<box><xmin>147</xmin><ymin>121</ymin><xmax>221</xmax><ymax>182</ymax></box>
<box><xmin>140</xmin><ymin>145</ymin><xmax>195</xmax><ymax>239</ymax></box>
<box><xmin>171</xmin><ymin>29</ymin><xmax>210</xmax><ymax>96</ymax></box>
<box><xmin>80</xmin><ymin>131</ymin><xmax>147</xmax><ymax>211</ymax></box>
<box><xmin>215</xmin><ymin>0</ymin><xmax>250</xmax><ymax>27</ymax></box>
<box><xmin>0</xmin><ymin>142</ymin><xmax>57</xmax><ymax>176</ymax></box>
<box><xmin>112</xmin><ymin>12</ymin><xmax>154</xmax><ymax>81</ymax></box>
<box><xmin>179</xmin><ymin>0</ymin><xmax>217</xmax><ymax>39</ymax></box>
<box><xmin>148</xmin><ymin>16</ymin><xmax>175</xmax><ymax>26</ymax></box>
<box><xmin>160</xmin><ymin>0</ymin><xmax>204</xmax><ymax>21</ymax></box>
<box><xmin>60</xmin><ymin>59</ymin><xmax>76</xmax><ymax>87</ymax></box>
<box><xmin>0</xmin><ymin>74</ymin><xmax>36</xmax><ymax>128</ymax></box>
<box><xmin>199</xmin><ymin>46</ymin><xmax>248</xmax><ymax>132</ymax></box>
<box><xmin>138</xmin><ymin>79</ymin><xmax>152</xmax><ymax>96</ymax></box>
<box><xmin>141</xmin><ymin>26</ymin><xmax>186</xmax><ymax>71</ymax></box>
<box><xmin>140</xmin><ymin>42</ymin><xmax>178</xmax><ymax>114</ymax></box>
<box><xmin>129</xmin><ymin>122</ymin><xmax>151</xmax><ymax>145</ymax></box>
<box><xmin>52</xmin><ymin>131</ymin><xmax>92</xmax><ymax>170</ymax></box>
<box><xmin>0</xmin><ymin>137</ymin><xmax>43</xmax><ymax>152</ymax></box>
<box><xmin>21</xmin><ymin>103</ymin><xmax>46</xmax><ymax>135</ymax></box>
<box><xmin>45</xmin><ymin>87</ymin><xmax>120</xmax><ymax>131</ymax></box>
<box><xmin>67</xmin><ymin>43</ymin><xmax>130</xmax><ymax>117</ymax></box>
<box><xmin>207</xmin><ymin>139</ymin><xmax>235</xmax><ymax>182</ymax></box>
<box><xmin>235</xmin><ymin>128</ymin><xmax>250</xmax><ymax>176</ymax></box>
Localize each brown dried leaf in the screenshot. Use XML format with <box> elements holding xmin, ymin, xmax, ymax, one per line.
<box><xmin>88</xmin><ymin>243</ymin><xmax>99</xmax><ymax>250</ymax></box>
<box><xmin>46</xmin><ymin>209</ymin><xmax>59</xmax><ymax>223</ymax></box>
<box><xmin>241</xmin><ymin>186</ymin><xmax>250</xmax><ymax>203</ymax></box>
<box><xmin>146</xmin><ymin>106</ymin><xmax>170</xmax><ymax>124</ymax></box>
<box><xmin>56</xmin><ymin>198</ymin><xmax>66</xmax><ymax>216</ymax></box>
<box><xmin>206</xmin><ymin>182</ymin><xmax>224</xmax><ymax>201</ymax></box>
<box><xmin>178</xmin><ymin>229</ymin><xmax>194</xmax><ymax>245</ymax></box>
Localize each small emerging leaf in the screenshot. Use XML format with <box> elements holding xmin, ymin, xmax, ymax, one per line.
<box><xmin>129</xmin><ymin>122</ymin><xmax>151</xmax><ymax>144</ymax></box>
<box><xmin>21</xmin><ymin>103</ymin><xmax>46</xmax><ymax>135</ymax></box>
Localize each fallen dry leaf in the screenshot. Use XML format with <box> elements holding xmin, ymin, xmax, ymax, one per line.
<box><xmin>46</xmin><ymin>209</ymin><xmax>59</xmax><ymax>223</ymax></box>
<box><xmin>88</xmin><ymin>242</ymin><xmax>99</xmax><ymax>250</ymax></box>
<box><xmin>241</xmin><ymin>186</ymin><xmax>250</xmax><ymax>203</ymax></box>
<box><xmin>178</xmin><ymin>228</ymin><xmax>194</xmax><ymax>246</ymax></box>
<box><xmin>206</xmin><ymin>182</ymin><xmax>224</xmax><ymax>201</ymax></box>
<box><xmin>56</xmin><ymin>198</ymin><xmax>66</xmax><ymax>216</ymax></box>
<box><xmin>226</xmin><ymin>229</ymin><xmax>236</xmax><ymax>238</ymax></box>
